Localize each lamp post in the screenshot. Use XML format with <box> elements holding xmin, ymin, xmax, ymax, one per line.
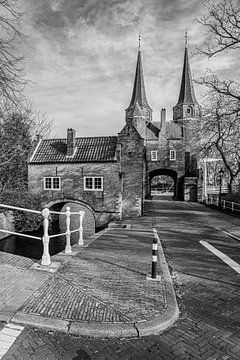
<box><xmin>218</xmin><ymin>168</ymin><xmax>224</xmax><ymax>210</ymax></box>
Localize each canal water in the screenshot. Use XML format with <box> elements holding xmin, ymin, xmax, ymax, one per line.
<box><xmin>0</xmin><ymin>223</ymin><xmax>65</xmax><ymax>260</ymax></box>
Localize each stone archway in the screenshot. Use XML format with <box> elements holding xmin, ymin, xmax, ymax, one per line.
<box><xmin>148</xmin><ymin>169</ymin><xmax>184</xmax><ymax>200</ymax></box>
<box><xmin>47</xmin><ymin>199</ymin><xmax>96</xmax><ymax>244</ymax></box>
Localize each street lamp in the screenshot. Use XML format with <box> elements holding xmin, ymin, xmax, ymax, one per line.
<box><xmin>218</xmin><ymin>168</ymin><xmax>224</xmax><ymax>209</ymax></box>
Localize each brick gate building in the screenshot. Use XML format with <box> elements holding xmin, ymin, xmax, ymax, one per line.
<box><xmin>28</xmin><ymin>36</ymin><xmax>201</xmax><ymax>230</ymax></box>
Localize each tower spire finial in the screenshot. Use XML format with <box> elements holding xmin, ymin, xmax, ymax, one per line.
<box><xmin>185</xmin><ymin>28</ymin><xmax>188</xmax><ymax>48</ymax></box>
<box><xmin>138</xmin><ymin>34</ymin><xmax>141</xmax><ymax>49</ymax></box>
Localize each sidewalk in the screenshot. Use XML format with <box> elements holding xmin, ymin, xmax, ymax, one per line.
<box><xmin>0</xmin><ymin>219</ymin><xmax>179</xmax><ymax>338</ymax></box>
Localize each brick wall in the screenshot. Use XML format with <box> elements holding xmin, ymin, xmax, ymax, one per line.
<box><xmin>28</xmin><ymin>162</ymin><xmax>122</xmax><ymax>228</ymax></box>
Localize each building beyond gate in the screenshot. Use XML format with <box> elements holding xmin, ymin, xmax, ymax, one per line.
<box><xmin>28</xmin><ymin>35</ymin><xmax>201</xmax><ymax>229</ymax></box>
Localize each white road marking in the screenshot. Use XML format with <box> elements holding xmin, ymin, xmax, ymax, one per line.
<box><xmin>200</xmin><ymin>240</ymin><xmax>240</xmax><ymax>275</ymax></box>
<box><xmin>0</xmin><ymin>323</ymin><xmax>24</xmax><ymax>358</ymax></box>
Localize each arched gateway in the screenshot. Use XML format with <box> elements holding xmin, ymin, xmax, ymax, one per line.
<box><xmin>148</xmin><ymin>169</ymin><xmax>184</xmax><ymax>200</ymax></box>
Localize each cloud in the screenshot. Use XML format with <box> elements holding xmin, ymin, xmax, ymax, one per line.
<box><xmin>19</xmin><ymin>0</ymin><xmax>238</xmax><ymax>138</ymax></box>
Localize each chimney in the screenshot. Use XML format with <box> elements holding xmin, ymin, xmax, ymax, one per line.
<box><xmin>160</xmin><ymin>108</ymin><xmax>166</xmax><ymax>133</ymax></box>
<box><xmin>67</xmin><ymin>128</ymin><xmax>76</xmax><ymax>157</ymax></box>
<box><xmin>161</xmin><ymin>108</ymin><xmax>166</xmax><ymax>124</ymax></box>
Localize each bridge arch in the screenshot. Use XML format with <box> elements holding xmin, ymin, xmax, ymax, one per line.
<box><xmin>45</xmin><ymin>198</ymin><xmax>96</xmax><ymax>242</ymax></box>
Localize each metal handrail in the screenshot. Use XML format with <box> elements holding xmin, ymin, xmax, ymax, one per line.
<box><xmin>0</xmin><ymin>229</ymin><xmax>41</xmax><ymax>240</ymax></box>
<box><xmin>0</xmin><ymin>203</ymin><xmax>85</xmax><ymax>266</ymax></box>
<box><xmin>0</xmin><ymin>203</ymin><xmax>42</xmax><ymax>215</ymax></box>
<box><xmin>49</xmin><ymin>232</ymin><xmax>67</xmax><ymax>239</ymax></box>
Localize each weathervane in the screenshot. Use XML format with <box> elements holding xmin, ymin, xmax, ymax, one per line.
<box><xmin>185</xmin><ymin>28</ymin><xmax>188</xmax><ymax>47</ymax></box>
<box><xmin>138</xmin><ymin>34</ymin><xmax>141</xmax><ymax>49</ymax></box>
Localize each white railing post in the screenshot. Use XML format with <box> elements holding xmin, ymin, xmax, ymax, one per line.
<box><xmin>78</xmin><ymin>211</ymin><xmax>85</xmax><ymax>245</ymax></box>
<box><xmin>65</xmin><ymin>206</ymin><xmax>72</xmax><ymax>254</ymax></box>
<box><xmin>232</xmin><ymin>202</ymin><xmax>234</xmax><ymax>212</ymax></box>
<box><xmin>223</xmin><ymin>200</ymin><xmax>226</xmax><ymax>210</ymax></box>
<box><xmin>41</xmin><ymin>208</ymin><xmax>51</xmax><ymax>266</ymax></box>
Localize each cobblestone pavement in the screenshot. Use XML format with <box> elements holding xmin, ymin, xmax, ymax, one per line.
<box><xmin>0</xmin><ymin>254</ymin><xmax>49</xmax><ymax>316</ymax></box>
<box><xmin>18</xmin><ymin>227</ymin><xmax>166</xmax><ymax>324</ymax></box>
<box><xmin>2</xmin><ymin>200</ymin><xmax>240</xmax><ymax>359</ymax></box>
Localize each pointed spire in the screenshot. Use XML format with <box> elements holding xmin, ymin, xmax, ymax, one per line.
<box><xmin>127</xmin><ymin>38</ymin><xmax>151</xmax><ymax>110</ymax></box>
<box><xmin>176</xmin><ymin>32</ymin><xmax>197</xmax><ymax>105</ymax></box>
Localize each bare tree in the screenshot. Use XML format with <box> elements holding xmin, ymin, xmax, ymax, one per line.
<box><xmin>0</xmin><ymin>0</ymin><xmax>27</xmax><ymax>109</ymax></box>
<box><xmin>196</xmin><ymin>90</ymin><xmax>240</xmax><ymax>193</ymax></box>
<box><xmin>198</xmin><ymin>0</ymin><xmax>240</xmax><ymax>58</ymax></box>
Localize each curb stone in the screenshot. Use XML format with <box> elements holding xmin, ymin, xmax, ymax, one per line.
<box><xmin>5</xmin><ymin>226</ymin><xmax>179</xmax><ymax>338</ymax></box>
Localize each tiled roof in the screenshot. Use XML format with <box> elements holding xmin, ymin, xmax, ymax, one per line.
<box><xmin>30</xmin><ymin>136</ymin><xmax>118</xmax><ymax>164</ymax></box>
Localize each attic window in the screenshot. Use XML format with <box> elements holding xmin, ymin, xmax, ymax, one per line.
<box><xmin>151</xmin><ymin>151</ymin><xmax>158</xmax><ymax>161</ymax></box>
<box><xmin>187</xmin><ymin>107</ymin><xmax>192</xmax><ymax>115</ymax></box>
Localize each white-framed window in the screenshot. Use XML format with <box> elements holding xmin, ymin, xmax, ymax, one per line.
<box><xmin>170</xmin><ymin>150</ymin><xmax>176</xmax><ymax>161</ymax></box>
<box><xmin>84</xmin><ymin>177</ymin><xmax>103</xmax><ymax>191</ymax></box>
<box><xmin>151</xmin><ymin>151</ymin><xmax>158</xmax><ymax>161</ymax></box>
<box><xmin>187</xmin><ymin>107</ymin><xmax>192</xmax><ymax>115</ymax></box>
<box><xmin>44</xmin><ymin>177</ymin><xmax>61</xmax><ymax>190</ymax></box>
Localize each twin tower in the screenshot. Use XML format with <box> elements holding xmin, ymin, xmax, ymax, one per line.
<box><xmin>125</xmin><ymin>35</ymin><xmax>201</xmax><ymax>138</ymax></box>
<box><xmin>121</xmin><ymin>35</ymin><xmax>201</xmax><ymax>203</ymax></box>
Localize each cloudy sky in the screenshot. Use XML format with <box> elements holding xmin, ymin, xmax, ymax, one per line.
<box><xmin>19</xmin><ymin>0</ymin><xmax>237</xmax><ymax>138</ymax></box>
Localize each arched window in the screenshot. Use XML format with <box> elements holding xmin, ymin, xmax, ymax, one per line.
<box><xmin>186</xmin><ymin>107</ymin><xmax>192</xmax><ymax>115</ymax></box>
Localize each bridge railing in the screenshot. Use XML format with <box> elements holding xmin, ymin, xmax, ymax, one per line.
<box><xmin>206</xmin><ymin>196</ymin><xmax>240</xmax><ymax>213</ymax></box>
<box><xmin>0</xmin><ymin>203</ymin><xmax>85</xmax><ymax>267</ymax></box>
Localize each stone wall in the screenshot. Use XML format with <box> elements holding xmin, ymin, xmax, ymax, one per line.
<box><xmin>0</xmin><ymin>211</ymin><xmax>14</xmax><ymax>240</ymax></box>
<box><xmin>118</xmin><ymin>123</ymin><xmax>144</xmax><ymax>218</ymax></box>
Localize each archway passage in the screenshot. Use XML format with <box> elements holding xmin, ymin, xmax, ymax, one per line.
<box><xmin>148</xmin><ymin>169</ymin><xmax>183</xmax><ymax>200</ymax></box>
<box><xmin>151</xmin><ymin>175</ymin><xmax>174</xmax><ymax>199</ymax></box>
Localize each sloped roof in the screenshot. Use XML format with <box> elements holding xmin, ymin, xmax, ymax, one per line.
<box><xmin>30</xmin><ymin>136</ymin><xmax>118</xmax><ymax>164</ymax></box>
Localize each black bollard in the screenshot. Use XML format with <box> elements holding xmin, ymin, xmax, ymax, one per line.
<box><xmin>151</xmin><ymin>237</ymin><xmax>158</xmax><ymax>279</ymax></box>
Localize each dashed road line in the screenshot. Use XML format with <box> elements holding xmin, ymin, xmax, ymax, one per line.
<box><xmin>200</xmin><ymin>240</ymin><xmax>240</xmax><ymax>275</ymax></box>
<box><xmin>0</xmin><ymin>323</ymin><xmax>24</xmax><ymax>359</ymax></box>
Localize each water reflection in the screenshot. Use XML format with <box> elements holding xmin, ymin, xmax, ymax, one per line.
<box><xmin>0</xmin><ymin>224</ymin><xmax>65</xmax><ymax>260</ymax></box>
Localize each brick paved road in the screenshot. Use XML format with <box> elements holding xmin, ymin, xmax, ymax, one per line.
<box><xmin>3</xmin><ymin>200</ymin><xmax>240</xmax><ymax>360</ymax></box>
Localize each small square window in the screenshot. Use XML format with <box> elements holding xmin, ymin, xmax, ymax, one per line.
<box><xmin>44</xmin><ymin>177</ymin><xmax>61</xmax><ymax>190</ymax></box>
<box><xmin>170</xmin><ymin>150</ymin><xmax>176</xmax><ymax>161</ymax></box>
<box><xmin>84</xmin><ymin>177</ymin><xmax>103</xmax><ymax>191</ymax></box>
<box><xmin>151</xmin><ymin>151</ymin><xmax>158</xmax><ymax>161</ymax></box>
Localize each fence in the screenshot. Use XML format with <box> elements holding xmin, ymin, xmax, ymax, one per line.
<box><xmin>206</xmin><ymin>196</ymin><xmax>240</xmax><ymax>214</ymax></box>
<box><xmin>0</xmin><ymin>203</ymin><xmax>85</xmax><ymax>266</ymax></box>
